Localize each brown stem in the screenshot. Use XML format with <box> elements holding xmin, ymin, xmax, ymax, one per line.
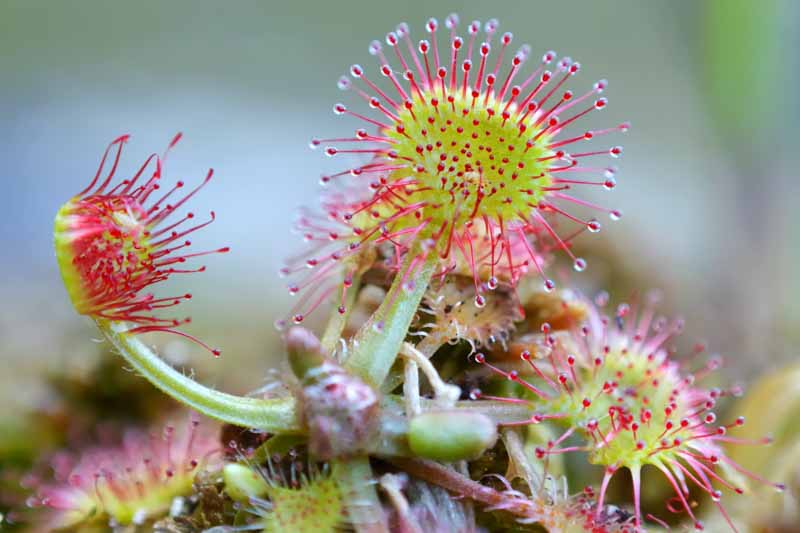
<box><xmin>386</xmin><ymin>457</ymin><xmax>542</xmax><ymax>520</ymax></box>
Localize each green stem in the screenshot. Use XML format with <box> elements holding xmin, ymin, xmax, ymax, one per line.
<box><xmin>97</xmin><ymin>319</ymin><xmax>301</xmax><ymax>433</ymax></box>
<box><xmin>333</xmin><ymin>456</ymin><xmax>389</xmax><ymax>533</ymax></box>
<box><xmin>321</xmin><ymin>275</ymin><xmax>360</xmax><ymax>355</ymax></box>
<box><xmin>501</xmin><ymin>428</ymin><xmax>542</xmax><ymax>493</ymax></box>
<box><xmin>451</xmin><ymin>399</ymin><xmax>533</xmax><ymax>424</ymax></box>
<box><xmin>344</xmin><ymin>252</ymin><xmax>437</xmax><ymax>387</ymax></box>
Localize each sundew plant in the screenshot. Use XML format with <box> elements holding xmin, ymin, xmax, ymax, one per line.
<box><xmin>38</xmin><ymin>13</ymin><xmax>785</xmax><ymax>533</ymax></box>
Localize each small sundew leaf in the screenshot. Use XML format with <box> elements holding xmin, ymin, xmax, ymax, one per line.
<box><xmin>254</xmin><ymin>468</ymin><xmax>345</xmax><ymax>533</ymax></box>
<box><xmin>32</xmin><ymin>417</ymin><xmax>219</xmax><ymax>530</ymax></box>
<box><xmin>53</xmin><ymin>134</ymin><xmax>227</xmax><ymax>356</ymax></box>
<box><xmin>470</xmin><ymin>292</ymin><xmax>784</xmax><ymax>530</ymax></box>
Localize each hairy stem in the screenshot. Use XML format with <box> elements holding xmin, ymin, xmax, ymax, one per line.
<box><xmin>98</xmin><ymin>319</ymin><xmax>301</xmax><ymax>432</ymax></box>
<box><xmin>344</xmin><ymin>252</ymin><xmax>437</xmax><ymax>387</ymax></box>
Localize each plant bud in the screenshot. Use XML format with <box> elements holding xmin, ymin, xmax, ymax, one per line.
<box><xmin>286</xmin><ymin>326</ymin><xmax>326</xmax><ymax>380</ymax></box>
<box><xmin>223</xmin><ymin>463</ymin><xmax>269</xmax><ymax>502</ymax></box>
<box><xmin>408</xmin><ymin>411</ymin><xmax>498</xmax><ymax>462</ymax></box>
<box><xmin>287</xmin><ymin>327</ymin><xmax>380</xmax><ymax>460</ymax></box>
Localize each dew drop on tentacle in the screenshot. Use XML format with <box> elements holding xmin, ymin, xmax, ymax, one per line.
<box><xmin>445</xmin><ymin>13</ymin><xmax>459</xmax><ymax>30</ymax></box>
<box><xmin>426</xmin><ymin>17</ymin><xmax>438</xmax><ymax>33</ymax></box>
<box><xmin>368</xmin><ymin>40</ymin><xmax>382</xmax><ymax>56</ymax></box>
<box><xmin>594</xmin><ymin>291</ymin><xmax>609</xmax><ymax>307</ymax></box>
<box><xmin>484</xmin><ymin>19</ymin><xmax>498</xmax><ymax>36</ymax></box>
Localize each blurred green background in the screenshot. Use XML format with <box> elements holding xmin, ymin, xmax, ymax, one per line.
<box><xmin>1</xmin><ymin>0</ymin><xmax>797</xmax><ymax>417</ymax></box>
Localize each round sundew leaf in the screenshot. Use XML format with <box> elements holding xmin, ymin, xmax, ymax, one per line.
<box><xmin>281</xmin><ymin>15</ymin><xmax>627</xmax><ymax>326</ymax></box>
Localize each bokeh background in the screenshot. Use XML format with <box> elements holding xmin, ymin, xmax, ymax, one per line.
<box><xmin>1</xmin><ymin>0</ymin><xmax>797</xmax><ymax>445</ymax></box>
